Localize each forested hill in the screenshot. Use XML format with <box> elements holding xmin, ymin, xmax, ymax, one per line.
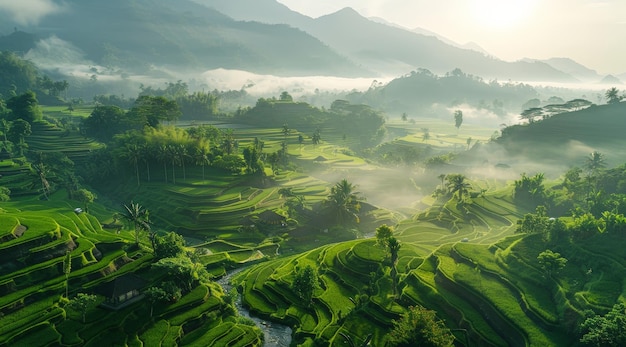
<box><xmin>1</xmin><ymin>0</ymin><xmax>367</xmax><ymax>77</ymax></box>
<box><xmin>493</xmin><ymin>102</ymin><xmax>626</xmax><ymax>164</ymax></box>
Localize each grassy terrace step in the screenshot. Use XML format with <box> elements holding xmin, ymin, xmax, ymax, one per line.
<box><xmin>436</xmin><ymin>245</ymin><xmax>568</xmax><ymax>346</ymax></box>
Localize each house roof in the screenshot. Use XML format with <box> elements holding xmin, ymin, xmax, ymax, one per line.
<box><xmin>96</xmin><ymin>273</ymin><xmax>147</xmax><ymax>298</ymax></box>
<box><xmin>258</xmin><ymin>210</ymin><xmax>286</xmax><ymax>222</ymax></box>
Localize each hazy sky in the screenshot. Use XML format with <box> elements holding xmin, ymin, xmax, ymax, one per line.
<box><xmin>277</xmin><ymin>0</ymin><xmax>626</xmax><ymax>75</ymax></box>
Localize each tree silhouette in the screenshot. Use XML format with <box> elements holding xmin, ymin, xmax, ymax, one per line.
<box><xmin>388</xmin><ymin>236</ymin><xmax>401</xmax><ymax>296</ymax></box>
<box><xmin>605</xmin><ymin>87</ymin><xmax>623</xmax><ymax>104</ymax></box>
<box><xmin>325</xmin><ymin>179</ymin><xmax>363</xmax><ymax>225</ymax></box>
<box><xmin>585</xmin><ymin>151</ymin><xmax>606</xmax><ymax>175</ymax></box>
<box><xmin>446</xmin><ymin>174</ymin><xmax>471</xmax><ymax>201</ymax></box>
<box><xmin>122</xmin><ymin>201</ymin><xmax>150</xmax><ymax>246</ymax></box>
<box><xmin>66</xmin><ymin>293</ymin><xmax>98</xmax><ymax>323</ymax></box>
<box><xmin>122</xmin><ymin>144</ymin><xmax>141</xmax><ymax>186</ymax></box>
<box><xmin>453</xmin><ymin>110</ymin><xmax>463</xmax><ymax>130</ymax></box>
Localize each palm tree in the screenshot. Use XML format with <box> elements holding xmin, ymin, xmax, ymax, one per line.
<box><xmin>157</xmin><ymin>145</ymin><xmax>168</xmax><ymax>183</ymax></box>
<box><xmin>140</xmin><ymin>143</ymin><xmax>152</xmax><ymax>182</ymax></box>
<box><xmin>446</xmin><ymin>174</ymin><xmax>471</xmax><ymax>201</ymax></box>
<box><xmin>194</xmin><ymin>144</ymin><xmax>210</xmax><ymax>181</ymax></box>
<box><xmin>122</xmin><ymin>201</ymin><xmax>151</xmax><ymax>246</ymax></box>
<box><xmin>167</xmin><ymin>145</ymin><xmax>180</xmax><ymax>184</ymax></box>
<box><xmin>34</xmin><ymin>163</ymin><xmax>51</xmax><ymax>200</ymax></box>
<box><xmin>221</xmin><ymin>130</ymin><xmax>235</xmax><ymax>155</ymax></box>
<box><xmin>325</xmin><ymin>179</ymin><xmax>364</xmax><ymax>225</ymax></box>
<box><xmin>585</xmin><ymin>151</ymin><xmax>606</xmax><ymax>175</ymax></box>
<box><xmin>438</xmin><ymin>174</ymin><xmax>446</xmax><ymax>190</ymax></box>
<box><xmin>388</xmin><ymin>236</ymin><xmax>401</xmax><ymax>296</ymax></box>
<box><xmin>606</xmin><ymin>87</ymin><xmax>622</xmax><ymax>104</ymax></box>
<box><xmin>178</xmin><ymin>144</ymin><xmax>188</xmax><ymax>180</ymax></box>
<box><xmin>122</xmin><ymin>144</ymin><xmax>141</xmax><ymax>186</ymax></box>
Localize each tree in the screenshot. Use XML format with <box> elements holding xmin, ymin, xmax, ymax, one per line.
<box><xmin>453</xmin><ymin>110</ymin><xmax>463</xmax><ymax>130</ymax></box>
<box><xmin>121</xmin><ymin>144</ymin><xmax>142</xmax><ymax>186</ymax></box>
<box><xmin>81</xmin><ymin>105</ymin><xmax>130</xmax><ymax>142</ymax></box>
<box><xmin>446</xmin><ymin>174</ymin><xmax>471</xmax><ymax>201</ymax></box>
<box><xmin>153</xmin><ymin>257</ymin><xmax>210</xmax><ymax>293</ymax></box>
<box><xmin>7</xmin><ymin>119</ymin><xmax>31</xmax><ymax>155</ymax></box>
<box><xmin>325</xmin><ymin>179</ymin><xmax>364</xmax><ymax>225</ymax></box>
<box><xmin>63</xmin><ymin>251</ymin><xmax>71</xmax><ymax>298</ymax></box>
<box><xmin>243</xmin><ymin>145</ymin><xmax>262</xmax><ymax>174</ymax></box>
<box><xmin>585</xmin><ymin>151</ymin><xmax>606</xmax><ymax>175</ymax></box>
<box><xmin>514</xmin><ymin>173</ymin><xmax>546</xmax><ymax>204</ymax></box>
<box><xmin>401</xmin><ymin>112</ymin><xmax>408</xmax><ymax>122</ymax></box>
<box><xmin>157</xmin><ymin>145</ymin><xmax>169</xmax><ymax>183</ymax></box>
<box><xmin>145</xmin><ymin>286</ymin><xmax>168</xmax><ymax>318</ymax></box>
<box><xmin>291</xmin><ymin>265</ymin><xmax>319</xmax><ymax>306</ymax></box>
<box><xmin>279</xmin><ymin>91</ymin><xmax>293</xmax><ymax>102</ymax></box>
<box><xmin>580</xmin><ymin>303</ymin><xmax>626</xmax><ymax>347</ymax></box>
<box><xmin>312</xmin><ymin>128</ymin><xmax>321</xmax><ymax>145</ymax></box>
<box><xmin>194</xmin><ymin>144</ymin><xmax>210</xmax><ymax>181</ymax></box>
<box><xmin>375</xmin><ymin>224</ymin><xmax>394</xmax><ymax>248</ymax></box>
<box><xmin>0</xmin><ymin>187</ymin><xmax>10</xmax><ymax>201</ymax></box>
<box><xmin>130</xmin><ymin>95</ymin><xmax>181</xmax><ymax>127</ymax></box>
<box><xmin>537</xmin><ymin>249</ymin><xmax>567</xmax><ymax>277</ymax></box>
<box><xmin>520</xmin><ymin>107</ymin><xmax>543</xmax><ymax>123</ymax></box>
<box><xmin>422</xmin><ymin>128</ymin><xmax>430</xmax><ymax>142</ymax></box>
<box><xmin>387</xmin><ymin>305</ymin><xmax>454</xmax><ymax>347</ymax></box>
<box><xmin>388</xmin><ymin>236</ymin><xmax>401</xmax><ymax>296</ymax></box>
<box><xmin>66</xmin><ymin>293</ymin><xmax>98</xmax><ymax>323</ymax></box>
<box><xmin>33</xmin><ymin>163</ymin><xmax>51</xmax><ymax>199</ymax></box>
<box><xmin>75</xmin><ymin>188</ymin><xmax>96</xmax><ymax>213</ymax></box>
<box><xmin>605</xmin><ymin>87</ymin><xmax>622</xmax><ymax>104</ymax></box>
<box><xmin>154</xmin><ymin>232</ymin><xmax>186</xmax><ymax>259</ymax></box>
<box><xmin>6</xmin><ymin>91</ymin><xmax>42</xmax><ymax>123</ymax></box>
<box><xmin>122</xmin><ymin>202</ymin><xmax>150</xmax><ymax>246</ymax></box>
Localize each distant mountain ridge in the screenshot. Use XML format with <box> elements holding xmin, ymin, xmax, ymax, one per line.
<box><xmin>0</xmin><ymin>0</ymin><xmax>607</xmax><ymax>84</ymax></box>
<box><xmin>0</xmin><ymin>0</ymin><xmax>367</xmax><ymax>77</ymax></box>
<box><xmin>199</xmin><ymin>0</ymin><xmax>577</xmax><ymax>82</ymax></box>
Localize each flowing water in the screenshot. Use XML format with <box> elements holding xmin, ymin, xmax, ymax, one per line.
<box><xmin>217</xmin><ymin>268</ymin><xmax>292</xmax><ymax>347</ymax></box>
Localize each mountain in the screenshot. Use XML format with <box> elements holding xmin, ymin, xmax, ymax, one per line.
<box><xmin>539</xmin><ymin>58</ymin><xmax>600</xmax><ymax>82</ymax></box>
<box><xmin>0</xmin><ymin>0</ymin><xmax>367</xmax><ymax>77</ymax></box>
<box><xmin>307</xmin><ymin>8</ymin><xmax>574</xmax><ymax>81</ymax></box>
<box><xmin>599</xmin><ymin>74</ymin><xmax>623</xmax><ymax>85</ymax></box>
<box><xmin>200</xmin><ymin>1</ymin><xmax>575</xmax><ymax>82</ymax></box>
<box><xmin>190</xmin><ymin>0</ymin><xmax>312</xmax><ymax>26</ymax></box>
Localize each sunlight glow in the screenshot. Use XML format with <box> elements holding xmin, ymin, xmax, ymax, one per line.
<box><xmin>472</xmin><ymin>0</ymin><xmax>536</xmax><ymax>29</ymax></box>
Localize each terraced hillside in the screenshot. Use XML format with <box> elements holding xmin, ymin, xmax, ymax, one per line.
<box><xmin>235</xmin><ymin>233</ymin><xmax>600</xmax><ymax>346</ymax></box>
<box><xmin>28</xmin><ymin>121</ymin><xmax>104</xmax><ymax>163</ymax></box>
<box><xmin>233</xmin><ymin>185</ymin><xmax>596</xmax><ymax>346</ymax></box>
<box><xmin>0</xmin><ymin>194</ymin><xmax>263</xmax><ymax>346</ymax></box>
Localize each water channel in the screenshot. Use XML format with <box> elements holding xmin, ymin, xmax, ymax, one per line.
<box><xmin>217</xmin><ymin>268</ymin><xmax>293</xmax><ymax>347</ymax></box>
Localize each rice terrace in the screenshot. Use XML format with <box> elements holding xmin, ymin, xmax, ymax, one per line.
<box><xmin>1</xmin><ymin>1</ymin><xmax>626</xmax><ymax>346</ymax></box>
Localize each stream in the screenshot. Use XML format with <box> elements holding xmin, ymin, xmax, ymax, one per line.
<box><xmin>217</xmin><ymin>268</ymin><xmax>292</xmax><ymax>347</ymax></box>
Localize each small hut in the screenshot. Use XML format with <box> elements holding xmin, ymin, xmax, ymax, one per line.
<box><xmin>96</xmin><ymin>273</ymin><xmax>147</xmax><ymax>310</ymax></box>
<box><xmin>258</xmin><ymin>210</ymin><xmax>287</xmax><ymax>225</ymax></box>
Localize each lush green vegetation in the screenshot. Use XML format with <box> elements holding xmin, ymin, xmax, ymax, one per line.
<box><xmin>3</xmin><ymin>49</ymin><xmax>626</xmax><ymax>346</ymax></box>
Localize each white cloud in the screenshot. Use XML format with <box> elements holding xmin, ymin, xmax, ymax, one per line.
<box><xmin>0</xmin><ymin>0</ymin><xmax>64</xmax><ymax>26</ymax></box>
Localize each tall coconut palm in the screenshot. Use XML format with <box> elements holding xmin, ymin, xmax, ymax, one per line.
<box><xmin>157</xmin><ymin>145</ymin><xmax>168</xmax><ymax>183</ymax></box>
<box><xmin>446</xmin><ymin>174</ymin><xmax>471</xmax><ymax>201</ymax></box>
<box><xmin>194</xmin><ymin>144</ymin><xmax>210</xmax><ymax>181</ymax></box>
<box><xmin>140</xmin><ymin>143</ymin><xmax>152</xmax><ymax>182</ymax></box>
<box><xmin>388</xmin><ymin>236</ymin><xmax>401</xmax><ymax>296</ymax></box>
<box><xmin>178</xmin><ymin>144</ymin><xmax>188</xmax><ymax>180</ymax></box>
<box><xmin>167</xmin><ymin>145</ymin><xmax>180</xmax><ymax>184</ymax></box>
<box><xmin>122</xmin><ymin>201</ymin><xmax>150</xmax><ymax>246</ymax></box>
<box><xmin>34</xmin><ymin>163</ymin><xmax>51</xmax><ymax>199</ymax></box>
<box><xmin>122</xmin><ymin>144</ymin><xmax>141</xmax><ymax>186</ymax></box>
<box><xmin>585</xmin><ymin>151</ymin><xmax>606</xmax><ymax>175</ymax></box>
<box><xmin>325</xmin><ymin>179</ymin><xmax>364</xmax><ymax>225</ymax></box>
